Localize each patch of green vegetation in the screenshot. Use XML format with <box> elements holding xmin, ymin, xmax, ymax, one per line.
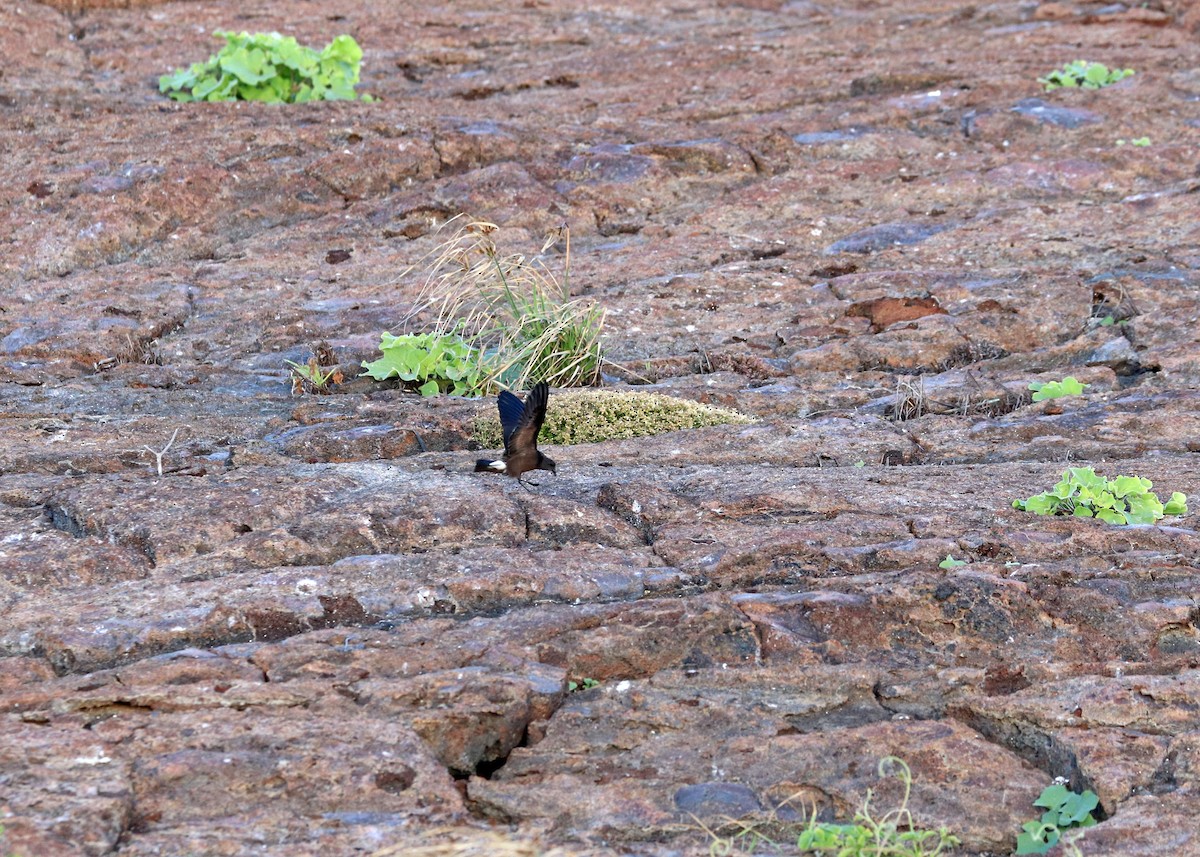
<box><xmin>406</xmin><ymin>220</ymin><xmax>605</xmax><ymax>393</ymax></box>
<box><xmin>687</xmin><ymin>757</ymin><xmax>958</xmax><ymax>857</ymax></box>
<box><xmin>568</xmin><ymin>677</ymin><xmax>600</xmax><ymax>692</ymax></box>
<box><xmin>472</xmin><ymin>389</ymin><xmax>754</xmax><ymax>447</ymax></box>
<box><xmin>1039</xmin><ymin>60</ymin><xmax>1134</xmax><ymax>91</ymax></box>
<box><xmin>1016</xmin><ymin>783</ymin><xmax>1098</xmax><ymax>855</ymax></box>
<box><xmin>1013</xmin><ymin>467</ymin><xmax>1188</xmax><ymax>525</ymax></box>
<box><xmin>160</xmin><ymin>31</ymin><xmax>372</xmax><ymax>103</ymax></box>
<box><xmin>795</xmin><ymin>758</ymin><xmax>959</xmax><ymax>856</ymax></box>
<box><xmin>938</xmin><ymin>555</ymin><xmax>967</xmax><ymax>569</ymax></box>
<box><xmin>361</xmin><ymin>331</ymin><xmax>486</xmax><ymax>397</ymax></box>
<box><xmin>1028</xmin><ymin>376</ymin><xmax>1087</xmax><ymax>402</ymax></box>
<box><xmin>1116</xmin><ymin>137</ymin><xmax>1151</xmax><ymax>147</ymax></box>
<box><xmin>286</xmin><ymin>358</ymin><xmax>343</xmax><ymax>395</ymax></box>
<box><xmin>796</xmin><ymin>822</ymin><xmax>957</xmax><ymax>856</ymax></box>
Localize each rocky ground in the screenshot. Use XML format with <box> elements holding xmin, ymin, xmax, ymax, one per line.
<box><xmin>3</xmin><ymin>0</ymin><xmax>1200</xmax><ymax>855</ymax></box>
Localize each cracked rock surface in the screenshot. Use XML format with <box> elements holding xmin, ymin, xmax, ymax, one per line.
<box><xmin>2</xmin><ymin>0</ymin><xmax>1200</xmax><ymax>854</ymax></box>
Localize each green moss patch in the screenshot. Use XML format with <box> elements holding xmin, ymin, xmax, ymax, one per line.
<box><xmin>472</xmin><ymin>389</ymin><xmax>755</xmax><ymax>447</ymax></box>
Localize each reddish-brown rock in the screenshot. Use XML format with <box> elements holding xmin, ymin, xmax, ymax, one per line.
<box><xmin>3</xmin><ymin>0</ymin><xmax>1200</xmax><ymax>853</ymax></box>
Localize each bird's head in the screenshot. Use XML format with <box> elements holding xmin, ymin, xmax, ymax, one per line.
<box><xmin>537</xmin><ymin>453</ymin><xmax>557</xmax><ymax>476</ymax></box>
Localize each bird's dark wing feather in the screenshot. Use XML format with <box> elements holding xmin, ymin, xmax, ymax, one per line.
<box><xmin>506</xmin><ymin>381</ymin><xmax>549</xmax><ymax>457</ymax></box>
<box><xmin>497</xmin><ymin>389</ymin><xmax>527</xmax><ymax>454</ymax></box>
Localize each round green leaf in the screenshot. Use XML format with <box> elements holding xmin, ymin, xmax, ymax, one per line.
<box><xmin>1164</xmin><ymin>492</ymin><xmax>1188</xmax><ymax>516</ymax></box>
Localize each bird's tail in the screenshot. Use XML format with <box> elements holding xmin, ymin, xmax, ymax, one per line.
<box><xmin>475</xmin><ymin>459</ymin><xmax>505</xmax><ymax>473</ymax></box>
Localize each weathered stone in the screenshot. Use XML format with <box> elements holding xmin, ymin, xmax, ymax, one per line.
<box><xmin>1050</xmin><ymin>726</ymin><xmax>1172</xmax><ymax>810</ymax></box>
<box><xmin>352</xmin><ymin>663</ymin><xmax>566</xmax><ymax>776</ymax></box>
<box><xmin>713</xmin><ymin>720</ymin><xmax>1045</xmax><ymax>851</ymax></box>
<box><xmin>471</xmin><ymin>669</ymin><xmax>1041</xmax><ymax>852</ymax></box>
<box><xmin>957</xmin><ymin>671</ymin><xmax>1200</xmax><ymax>737</ymax></box>
<box><xmin>824</xmin><ymin>221</ymin><xmax>955</xmax><ymax>255</ymax></box>
<box><xmin>673</xmin><ymin>781</ymin><xmax>762</xmax><ymax>819</ymax></box>
<box><xmin>1010</xmin><ymin>98</ymin><xmax>1104</xmax><ymax>129</ymax></box>
<box><xmin>3</xmin><ymin>0</ymin><xmax>1200</xmax><ymax>853</ymax></box>
<box><xmin>0</xmin><ymin>718</ymin><xmax>133</xmax><ymax>857</ymax></box>
<box><xmin>1161</xmin><ymin>730</ymin><xmax>1200</xmax><ymax>790</ymax></box>
<box><xmin>1049</xmin><ymin>790</ymin><xmax>1200</xmax><ymax>857</ymax></box>
<box><xmin>0</xmin><ymin>545</ymin><xmax>675</xmax><ymax>672</ymax></box>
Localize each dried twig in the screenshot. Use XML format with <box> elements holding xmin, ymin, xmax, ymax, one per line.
<box><xmin>144</xmin><ymin>427</ymin><xmax>181</xmax><ymax>477</ymax></box>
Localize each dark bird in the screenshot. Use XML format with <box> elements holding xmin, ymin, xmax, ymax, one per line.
<box><xmin>475</xmin><ymin>381</ymin><xmax>556</xmax><ymax>488</ymax></box>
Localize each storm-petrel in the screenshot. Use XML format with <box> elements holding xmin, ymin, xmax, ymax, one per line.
<box><xmin>475</xmin><ymin>381</ymin><xmax>556</xmax><ymax>488</ymax></box>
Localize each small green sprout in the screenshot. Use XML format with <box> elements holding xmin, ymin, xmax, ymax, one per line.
<box><xmin>1028</xmin><ymin>376</ymin><xmax>1087</xmax><ymax>402</ymax></box>
<box><xmin>939</xmin><ymin>555</ymin><xmax>967</xmax><ymax>569</ymax></box>
<box><xmin>160</xmin><ymin>31</ymin><xmax>371</xmax><ymax>103</ymax></box>
<box><xmin>1013</xmin><ymin>467</ymin><xmax>1188</xmax><ymax>526</ymax></box>
<box><xmin>568</xmin><ymin>677</ymin><xmax>601</xmax><ymax>692</ymax></box>
<box><xmin>1016</xmin><ymin>783</ymin><xmax>1098</xmax><ymax>854</ymax></box>
<box><xmin>286</xmin><ymin>358</ymin><xmax>343</xmax><ymax>395</ymax></box>
<box><xmin>361</xmin><ymin>332</ymin><xmax>487</xmax><ymax>397</ymax></box>
<box><xmin>1038</xmin><ymin>60</ymin><xmax>1134</xmax><ymax>91</ymax></box>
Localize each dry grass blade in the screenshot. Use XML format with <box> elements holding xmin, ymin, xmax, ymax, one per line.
<box><xmin>404</xmin><ymin>217</ymin><xmax>605</xmax><ymax>392</ymax></box>
<box><xmin>889</xmin><ymin>376</ymin><xmax>927</xmax><ymax>421</ymax></box>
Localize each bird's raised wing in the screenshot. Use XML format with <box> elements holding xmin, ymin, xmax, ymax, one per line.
<box><xmin>497</xmin><ymin>389</ymin><xmax>527</xmax><ymax>454</ymax></box>
<box><xmin>505</xmin><ymin>381</ymin><xmax>549</xmax><ymax>457</ymax></box>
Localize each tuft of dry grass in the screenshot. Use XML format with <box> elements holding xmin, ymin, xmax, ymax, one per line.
<box><xmin>403</xmin><ymin>218</ymin><xmax>605</xmax><ymax>393</ymax></box>
<box><xmin>473</xmin><ymin>388</ymin><xmax>755</xmax><ymax>448</ymax></box>
<box><xmin>888</xmin><ymin>376</ymin><xmax>927</xmax><ymax>421</ymax></box>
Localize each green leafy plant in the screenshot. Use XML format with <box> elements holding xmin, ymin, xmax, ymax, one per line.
<box><xmin>796</xmin><ymin>822</ymin><xmax>956</xmax><ymax>856</ymax></box>
<box><xmin>361</xmin><ymin>331</ymin><xmax>486</xmax><ymax>397</ymax></box>
<box><xmin>1039</xmin><ymin>60</ymin><xmax>1134</xmax><ymax>91</ymax></box>
<box><xmin>1117</xmin><ymin>137</ymin><xmax>1151</xmax><ymax>147</ymax></box>
<box><xmin>938</xmin><ymin>555</ymin><xmax>967</xmax><ymax>569</ymax></box>
<box><xmin>568</xmin><ymin>677</ymin><xmax>601</xmax><ymax>692</ymax></box>
<box><xmin>1013</xmin><ymin>467</ymin><xmax>1188</xmax><ymax>525</ymax></box>
<box><xmin>406</xmin><ymin>219</ymin><xmax>605</xmax><ymax>392</ymax></box>
<box><xmin>160</xmin><ymin>31</ymin><xmax>372</xmax><ymax>103</ymax></box>
<box><xmin>1016</xmin><ymin>783</ymin><xmax>1098</xmax><ymax>855</ymax></box>
<box><xmin>795</xmin><ymin>758</ymin><xmax>959</xmax><ymax>856</ymax></box>
<box><xmin>472</xmin><ymin>389</ymin><xmax>754</xmax><ymax>447</ymax></box>
<box><xmin>1028</xmin><ymin>376</ymin><xmax>1087</xmax><ymax>402</ymax></box>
